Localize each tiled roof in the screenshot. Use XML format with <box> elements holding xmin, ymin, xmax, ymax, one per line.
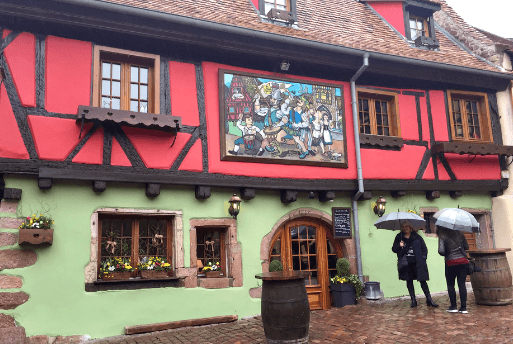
<box><xmin>101</xmin><ymin>0</ymin><xmax>509</xmax><ymax>74</ymax></box>
<box><xmin>475</xmin><ymin>28</ymin><xmax>513</xmax><ymax>51</ymax></box>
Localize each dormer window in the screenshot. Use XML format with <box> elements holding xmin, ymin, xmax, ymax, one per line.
<box><xmin>403</xmin><ymin>0</ymin><xmax>440</xmax><ymax>49</ymax></box>
<box><xmin>409</xmin><ymin>15</ymin><xmax>429</xmax><ymax>40</ymax></box>
<box><xmin>259</xmin><ymin>0</ymin><xmax>296</xmax><ymax>24</ymax></box>
<box><xmin>264</xmin><ymin>0</ymin><xmax>289</xmax><ymax>13</ymax></box>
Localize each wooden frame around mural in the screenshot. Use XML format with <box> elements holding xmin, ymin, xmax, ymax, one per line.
<box><xmin>219</xmin><ymin>69</ymin><xmax>347</xmax><ymax>168</ymax></box>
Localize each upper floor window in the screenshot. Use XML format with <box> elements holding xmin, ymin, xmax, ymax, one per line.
<box><xmin>447</xmin><ymin>91</ymin><xmax>492</xmax><ymax>142</ymax></box>
<box><xmin>357</xmin><ymin>89</ymin><xmax>400</xmax><ymax>137</ymax></box>
<box><xmin>409</xmin><ymin>15</ymin><xmax>429</xmax><ymax>40</ymax></box>
<box><xmin>403</xmin><ymin>1</ymin><xmax>440</xmax><ymax>48</ymax></box>
<box><xmin>264</xmin><ymin>0</ymin><xmax>289</xmax><ymax>13</ymax></box>
<box><xmin>93</xmin><ymin>46</ymin><xmax>160</xmax><ymax>114</ymax></box>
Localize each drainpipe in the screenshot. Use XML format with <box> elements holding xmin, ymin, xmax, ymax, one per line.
<box><xmin>350</xmin><ymin>53</ymin><xmax>369</xmax><ymax>283</ymax></box>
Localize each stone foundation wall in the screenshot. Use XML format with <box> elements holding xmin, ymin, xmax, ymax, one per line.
<box><xmin>0</xmin><ymin>200</ymin><xmax>90</xmax><ymax>344</ymax></box>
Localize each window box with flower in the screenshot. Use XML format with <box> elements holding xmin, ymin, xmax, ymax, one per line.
<box><xmin>99</xmin><ymin>257</ymin><xmax>135</xmax><ymax>280</ymax></box>
<box><xmin>18</xmin><ymin>214</ymin><xmax>54</xmax><ymax>246</ymax></box>
<box><xmin>138</xmin><ymin>256</ymin><xmax>172</xmax><ymax>279</ymax></box>
<box><xmin>202</xmin><ymin>261</ymin><xmax>223</xmax><ymax>278</ymax></box>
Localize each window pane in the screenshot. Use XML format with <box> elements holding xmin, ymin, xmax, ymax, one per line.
<box><xmin>384</xmin><ymin>127</ymin><xmax>390</xmax><ymax>136</ymax></box>
<box><xmin>112</xmin><ymin>98</ymin><xmax>120</xmax><ymax>110</ymax></box>
<box><xmin>112</xmin><ymin>81</ymin><xmax>120</xmax><ymax>97</ymax></box>
<box><xmin>375</xmin><ymin>101</ymin><xmax>381</xmax><ymax>114</ymax></box>
<box><xmin>453</xmin><ymin>100</ymin><xmax>460</xmax><ymax>112</ymax></box>
<box><xmin>271</xmin><ymin>239</ymin><xmax>281</xmax><ymax>255</ymax></box>
<box><xmin>292</xmin><ymin>240</ymin><xmax>299</xmax><ymax>255</ymax></box>
<box><xmin>383</xmin><ymin>115</ymin><xmax>389</xmax><ymax>127</ymax></box>
<box><xmin>131</xmin><ymin>66</ymin><xmax>139</xmax><ymax>82</ymax></box>
<box><xmin>131</xmin><ymin>100</ymin><xmax>138</xmax><ymax>112</ymax></box>
<box><xmin>411</xmin><ymin>29</ymin><xmax>417</xmax><ymax>40</ymax></box>
<box><xmin>376</xmin><ymin>114</ymin><xmax>382</xmax><ymax>126</ymax></box>
<box><xmin>131</xmin><ymin>83</ymin><xmax>139</xmax><ymax>99</ymax></box>
<box><xmin>417</xmin><ymin>21</ymin><xmax>424</xmax><ymax>30</ymax></box>
<box><xmin>298</xmin><ymin>226</ymin><xmax>307</xmax><ymax>239</ymax></box>
<box><xmin>102</xmin><ymin>80</ymin><xmax>111</xmax><ymax>96</ymax></box>
<box><xmin>140</xmin><ymin>102</ymin><xmax>148</xmax><ymax>113</ymax></box>
<box><xmin>101</xmin><ymin>97</ymin><xmax>110</xmax><ymax>109</ymax></box>
<box><xmin>102</xmin><ymin>62</ymin><xmax>111</xmax><ymax>79</ymax></box>
<box><xmin>140</xmin><ymin>68</ymin><xmax>148</xmax><ymax>84</ymax></box>
<box><xmin>112</xmin><ymin>64</ymin><xmax>121</xmax><ymax>80</ymax></box>
<box><xmin>140</xmin><ymin>85</ymin><xmax>148</xmax><ymax>100</ymax></box>
<box><xmin>472</xmin><ymin>101</ymin><xmax>478</xmax><ymax>113</ymax></box>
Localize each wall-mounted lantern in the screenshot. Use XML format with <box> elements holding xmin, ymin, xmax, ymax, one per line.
<box><xmin>373</xmin><ymin>196</ymin><xmax>386</xmax><ymax>217</ymax></box>
<box><xmin>280</xmin><ymin>60</ymin><xmax>290</xmax><ymax>71</ymax></box>
<box><xmin>228</xmin><ymin>194</ymin><xmax>242</xmax><ymax>219</ymax></box>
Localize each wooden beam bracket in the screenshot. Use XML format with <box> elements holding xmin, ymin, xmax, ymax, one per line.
<box><xmin>146</xmin><ymin>183</ymin><xmax>161</xmax><ymax>198</ymax></box>
<box><xmin>240</xmin><ymin>188</ymin><xmax>255</xmax><ymax>200</ymax></box>
<box><xmin>38</xmin><ymin>178</ymin><xmax>52</xmax><ymax>190</ymax></box>
<box><xmin>280</xmin><ymin>190</ymin><xmax>297</xmax><ymax>204</ymax></box>
<box><xmin>195</xmin><ymin>186</ymin><xmax>211</xmax><ymax>200</ymax></box>
<box><xmin>93</xmin><ymin>181</ymin><xmax>107</xmax><ymax>193</ymax></box>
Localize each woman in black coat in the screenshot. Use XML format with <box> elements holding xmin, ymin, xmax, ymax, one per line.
<box><xmin>392</xmin><ymin>222</ymin><xmax>438</xmax><ymax>308</ymax></box>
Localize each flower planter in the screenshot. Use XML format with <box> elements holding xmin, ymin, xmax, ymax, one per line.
<box><xmin>205</xmin><ymin>270</ymin><xmax>223</xmax><ymax>278</ymax></box>
<box><xmin>103</xmin><ymin>271</ymin><xmax>132</xmax><ymax>280</ymax></box>
<box><xmin>330</xmin><ymin>283</ymin><xmax>356</xmax><ymax>307</ymax></box>
<box><xmin>140</xmin><ymin>270</ymin><xmax>169</xmax><ymax>279</ymax></box>
<box><xmin>18</xmin><ymin>228</ymin><xmax>54</xmax><ymax>246</ymax></box>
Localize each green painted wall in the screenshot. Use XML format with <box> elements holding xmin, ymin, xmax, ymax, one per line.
<box><xmin>0</xmin><ymin>175</ymin><xmax>492</xmax><ymax>339</ymax></box>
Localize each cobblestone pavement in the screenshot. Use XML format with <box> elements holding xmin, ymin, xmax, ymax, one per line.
<box><xmin>89</xmin><ymin>291</ymin><xmax>513</xmax><ymax>344</ymax></box>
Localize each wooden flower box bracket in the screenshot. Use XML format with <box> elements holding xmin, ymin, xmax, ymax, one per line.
<box><xmin>431</xmin><ymin>142</ymin><xmax>513</xmax><ymax>158</ymax></box>
<box><xmin>77</xmin><ymin>106</ymin><xmax>182</xmax><ymax>137</ymax></box>
<box><xmin>18</xmin><ymin>228</ymin><xmax>54</xmax><ymax>246</ymax></box>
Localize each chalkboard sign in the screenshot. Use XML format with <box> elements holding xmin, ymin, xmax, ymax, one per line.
<box><xmin>332</xmin><ymin>207</ymin><xmax>352</xmax><ymax>238</ymax></box>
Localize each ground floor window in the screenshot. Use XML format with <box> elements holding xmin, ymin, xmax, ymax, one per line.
<box><xmin>196</xmin><ymin>228</ymin><xmax>226</xmax><ymax>275</ymax></box>
<box><xmin>98</xmin><ymin>215</ymin><xmax>173</xmax><ymax>279</ymax></box>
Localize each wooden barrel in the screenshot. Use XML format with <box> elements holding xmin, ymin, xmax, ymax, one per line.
<box><xmin>468</xmin><ymin>249</ymin><xmax>513</xmax><ymax>306</ymax></box>
<box><xmin>256</xmin><ymin>271</ymin><xmax>310</xmax><ymax>344</ymax></box>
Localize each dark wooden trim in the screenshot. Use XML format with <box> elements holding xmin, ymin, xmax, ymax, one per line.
<box><xmin>443</xmin><ymin>90</ymin><xmax>452</xmax><ymax>143</ymax></box>
<box><xmin>365</xmin><ymin>179</ymin><xmax>503</xmax><ymax>191</ymax></box>
<box><xmin>240</xmin><ymin>187</ymin><xmax>256</xmax><ymax>200</ymax></box>
<box><xmin>0</xmin><ymin>30</ymin><xmax>19</xmax><ymax>54</ymax></box>
<box><xmin>35</xmin><ymin>34</ymin><xmax>45</xmax><ymax>109</ymax></box>
<box><xmin>0</xmin><ymin>56</ymin><xmax>38</xmax><ymax>159</ymax></box>
<box><xmin>357</xmin><ymin>86</ymin><xmax>401</xmax><ymax>94</ymax></box>
<box><xmin>65</xmin><ymin>124</ymin><xmax>99</xmax><ymax>162</ymax></box>
<box><xmin>103</xmin><ymin>124</ymin><xmax>113</xmax><ymax>165</ymax></box>
<box><xmin>391</xmin><ymin>191</ymin><xmax>406</xmax><ymax>198</ymax></box>
<box><xmin>110</xmin><ymin>125</ymin><xmax>144</xmax><ymax>168</ymax></box>
<box><xmin>357</xmin><ymin>191</ymin><xmax>373</xmax><ymax>201</ymax></box>
<box><xmin>431</xmin><ymin>142</ymin><xmax>513</xmax><ymax>156</ymax></box>
<box><xmin>402</xmin><ymin>91</ymin><xmax>425</xmax><ymax>97</ymax></box>
<box><xmin>426</xmin><ymin>190</ymin><xmax>440</xmax><ymax>200</ymax></box>
<box><xmin>161</xmin><ymin>56</ymin><xmax>171</xmax><ymax>116</ymax></box>
<box><xmin>404</xmin><ymin>140</ymin><xmax>429</xmax><ymax>147</ymax></box>
<box><xmin>170</xmin><ymin>127</ymin><xmax>200</xmax><ymax>171</ymax></box>
<box><xmin>281</xmin><ymin>190</ymin><xmax>298</xmax><ymax>203</ymax></box>
<box><xmin>415</xmin><ymin>148</ymin><xmax>432</xmax><ymax>180</ymax></box>
<box><xmin>425</xmin><ymin>89</ymin><xmax>435</xmax><ymax>144</ymax></box>
<box><xmin>38</xmin><ymin>178</ymin><xmax>52</xmax><ymax>190</ymax></box>
<box><xmin>195</xmin><ymin>185</ymin><xmax>211</xmax><ymax>199</ymax></box>
<box><xmin>437</xmin><ymin>154</ymin><xmax>457</xmax><ymax>181</ymax></box>
<box><xmin>145</xmin><ymin>183</ymin><xmax>160</xmax><ymax>198</ymax></box>
<box><xmin>2</xmin><ymin>188</ymin><xmax>22</xmax><ymax>200</ymax></box>
<box><xmin>450</xmin><ymin>190</ymin><xmax>463</xmax><ymax>199</ymax></box>
<box><xmin>319</xmin><ymin>191</ymin><xmax>336</xmax><ymax>202</ymax></box>
<box><xmin>125</xmin><ymin>315</ymin><xmax>238</xmax><ymax>335</ymax></box>
<box><xmin>77</xmin><ymin>106</ymin><xmax>182</xmax><ymax>132</ymax></box>
<box><xmin>195</xmin><ymin>64</ymin><xmax>209</xmax><ymax>173</ymax></box>
<box><xmin>415</xmin><ymin>95</ymin><xmax>423</xmax><ymax>141</ymax></box>
<box><xmin>92</xmin><ymin>180</ymin><xmax>107</xmax><ymax>193</ymax></box>
<box><xmin>488</xmin><ymin>92</ymin><xmax>503</xmax><ymax>145</ymax></box>
<box><xmin>86</xmin><ymin>276</ymin><xmax>184</xmax><ymax>292</ymax></box>
<box><xmin>359</xmin><ymin>134</ymin><xmax>404</xmax><ymax>148</ymax></box>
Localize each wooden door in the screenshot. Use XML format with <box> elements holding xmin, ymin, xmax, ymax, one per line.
<box><xmin>269</xmin><ymin>219</ymin><xmax>343</xmax><ymax>310</ymax></box>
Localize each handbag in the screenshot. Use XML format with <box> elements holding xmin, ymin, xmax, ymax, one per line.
<box><xmin>397</xmin><ymin>255</ymin><xmax>409</xmax><ymax>271</ymax></box>
<box><xmin>459</xmin><ymin>247</ymin><xmax>482</xmax><ymax>275</ymax></box>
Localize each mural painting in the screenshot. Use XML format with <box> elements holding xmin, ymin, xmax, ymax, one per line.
<box><xmin>220</xmin><ymin>70</ymin><xmax>347</xmax><ymax>167</ymax></box>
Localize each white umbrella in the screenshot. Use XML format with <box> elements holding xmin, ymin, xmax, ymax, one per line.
<box><xmin>433</xmin><ymin>208</ymin><xmax>480</xmax><ymax>233</ymax></box>
<box><xmin>374</xmin><ymin>211</ymin><xmax>426</xmax><ymax>231</ymax></box>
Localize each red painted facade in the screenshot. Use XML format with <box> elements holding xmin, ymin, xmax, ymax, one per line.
<box><xmin>0</xmin><ymin>33</ymin><xmax>503</xmax><ymax>183</ymax></box>
<box><xmin>368</xmin><ymin>2</ymin><xmax>406</xmax><ymax>36</ymax></box>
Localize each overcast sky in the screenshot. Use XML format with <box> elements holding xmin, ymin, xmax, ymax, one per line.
<box><xmin>444</xmin><ymin>0</ymin><xmax>513</xmax><ymax>38</ymax></box>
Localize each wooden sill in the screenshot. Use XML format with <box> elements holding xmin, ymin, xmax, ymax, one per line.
<box><xmin>359</xmin><ymin>134</ymin><xmax>404</xmax><ymax>148</ymax></box>
<box><xmin>86</xmin><ymin>276</ymin><xmax>185</xmax><ymax>292</ymax></box>
<box><xmin>431</xmin><ymin>142</ymin><xmax>513</xmax><ymax>156</ymax></box>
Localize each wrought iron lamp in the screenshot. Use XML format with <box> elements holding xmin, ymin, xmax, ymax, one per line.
<box><xmin>228</xmin><ymin>194</ymin><xmax>242</xmax><ymax>219</ymax></box>
<box><xmin>280</xmin><ymin>60</ymin><xmax>290</xmax><ymax>71</ymax></box>
<box><xmin>373</xmin><ymin>196</ymin><xmax>386</xmax><ymax>217</ymax></box>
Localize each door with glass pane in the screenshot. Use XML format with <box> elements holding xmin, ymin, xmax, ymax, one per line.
<box><xmin>269</xmin><ymin>219</ymin><xmax>343</xmax><ymax>310</ymax></box>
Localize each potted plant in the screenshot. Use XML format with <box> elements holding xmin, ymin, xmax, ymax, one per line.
<box><xmin>137</xmin><ymin>256</ymin><xmax>172</xmax><ymax>279</ymax></box>
<box><xmin>99</xmin><ymin>257</ymin><xmax>134</xmax><ymax>280</ymax></box>
<box><xmin>330</xmin><ymin>258</ymin><xmax>364</xmax><ymax>307</ymax></box>
<box><xmin>202</xmin><ymin>261</ymin><xmax>223</xmax><ymax>278</ymax></box>
<box><xmin>18</xmin><ymin>213</ymin><xmax>54</xmax><ymax>246</ymax></box>
<box><xmin>269</xmin><ymin>260</ymin><xmax>283</xmax><ymax>272</ymax></box>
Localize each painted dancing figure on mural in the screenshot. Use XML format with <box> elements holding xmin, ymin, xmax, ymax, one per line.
<box><xmin>311</xmin><ymin>110</ymin><xmax>325</xmax><ymax>154</ymax></box>
<box><xmin>228</xmin><ymin>113</ymin><xmax>267</xmax><ymax>156</ymax></box>
<box><xmin>275</xmin><ymin>96</ymin><xmax>310</xmax><ymax>159</ymax></box>
<box><xmin>322</xmin><ymin>112</ymin><xmax>333</xmax><ymax>156</ymax></box>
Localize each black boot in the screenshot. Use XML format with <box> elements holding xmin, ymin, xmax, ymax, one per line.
<box><xmin>410</xmin><ymin>296</ymin><xmax>417</xmax><ymax>308</ymax></box>
<box><xmin>426</xmin><ymin>295</ymin><xmax>439</xmax><ymax>308</ymax></box>
<box><xmin>420</xmin><ymin>281</ymin><xmax>439</xmax><ymax>307</ymax></box>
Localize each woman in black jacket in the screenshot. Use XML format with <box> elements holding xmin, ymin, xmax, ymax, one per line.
<box><xmin>437</xmin><ymin>227</ymin><xmax>470</xmax><ymax>314</ymax></box>
<box><xmin>392</xmin><ymin>222</ymin><xmax>438</xmax><ymax>308</ymax></box>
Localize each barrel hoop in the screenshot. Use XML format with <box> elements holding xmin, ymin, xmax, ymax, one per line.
<box><xmin>473</xmin><ymin>287</ymin><xmax>513</xmax><ymax>291</ymax></box>
<box><xmin>478</xmin><ymin>268</ymin><xmax>510</xmax><ymax>272</ymax></box>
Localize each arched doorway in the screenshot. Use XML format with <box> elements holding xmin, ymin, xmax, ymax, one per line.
<box><xmin>267</xmin><ymin>217</ymin><xmax>345</xmax><ymax>310</ymax></box>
